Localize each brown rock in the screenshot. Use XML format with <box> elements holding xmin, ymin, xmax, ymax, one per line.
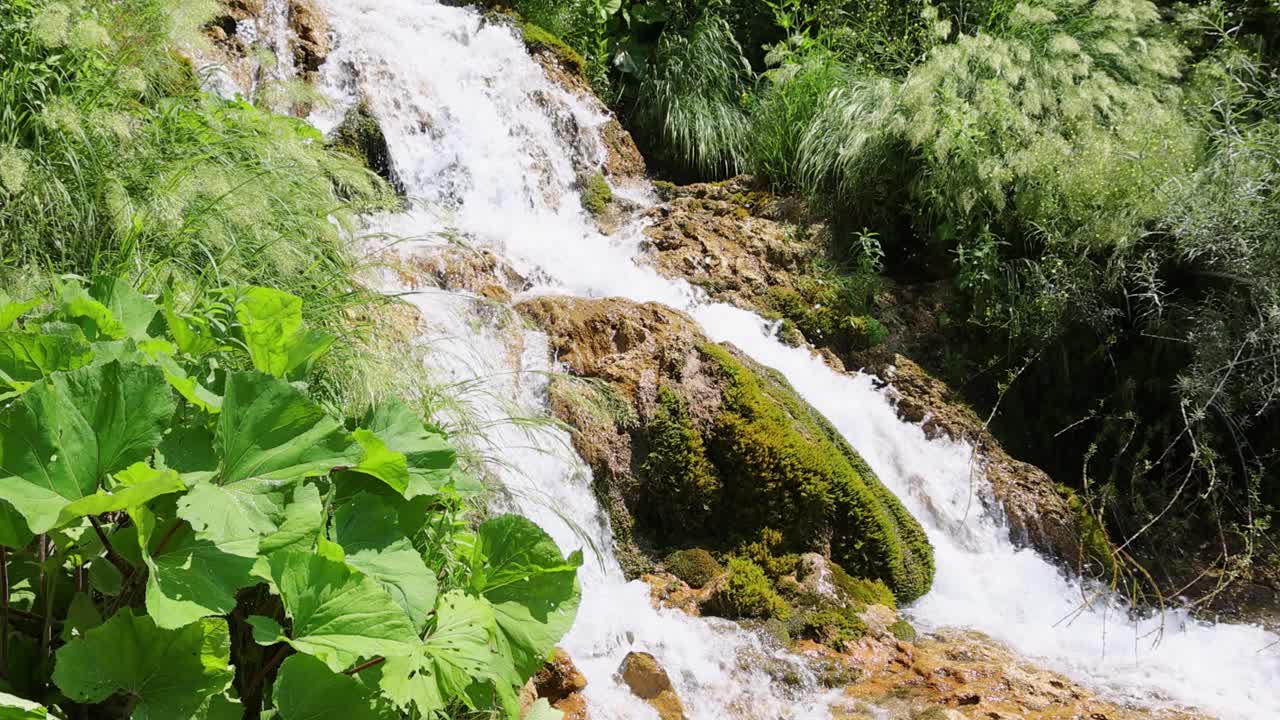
<box><xmin>396</xmin><ymin>245</ymin><xmax>529</xmax><ymax>302</ymax></box>
<box><xmin>553</xmin><ymin>693</ymin><xmax>590</xmax><ymax>720</ymax></box>
<box><xmin>617</xmin><ymin>652</ymin><xmax>686</xmax><ymax>720</ymax></box>
<box><xmin>288</xmin><ymin>0</ymin><xmax>330</xmax><ymax>78</ymax></box>
<box><xmin>532</xmin><ymin>648</ymin><xmax>588</xmax><ymax>704</ymax></box>
<box><xmin>880</xmin><ymin>357</ymin><xmax>1081</xmax><ymax>565</ymax></box>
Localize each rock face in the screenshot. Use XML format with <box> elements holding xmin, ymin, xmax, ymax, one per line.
<box><xmin>617</xmin><ymin>652</ymin><xmax>686</xmax><ymax>720</ymax></box>
<box><xmin>330</xmin><ymin>100</ymin><xmax>398</xmax><ymax>190</ymax></box>
<box><xmin>515</xmin><ymin>296</ymin><xmax>935</xmax><ymax>602</ymax></box>
<box><xmin>879</xmin><ymin>357</ymin><xmax>1085</xmax><ymax>567</ymax></box>
<box><xmin>829</xmin><ymin>628</ymin><xmax>1210</xmax><ymax>720</ymax></box>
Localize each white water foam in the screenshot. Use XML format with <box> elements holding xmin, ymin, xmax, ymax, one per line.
<box><xmin>312</xmin><ymin>2</ymin><xmax>1280</xmax><ymax>718</ymax></box>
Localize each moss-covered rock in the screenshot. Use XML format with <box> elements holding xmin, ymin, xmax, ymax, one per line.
<box><xmin>578</xmin><ymin>171</ymin><xmax>613</xmax><ymax>217</ymax></box>
<box><xmin>708</xmin><ymin>557</ymin><xmax>792</xmax><ymax>621</ymax></box>
<box><xmin>515</xmin><ymin>296</ymin><xmax>935</xmax><ymax>603</ymax></box>
<box><xmin>663</xmin><ymin>548</ymin><xmax>722</xmax><ymax>589</ymax></box>
<box><xmin>330</xmin><ymin>100</ymin><xmax>397</xmax><ymax>190</ymax></box>
<box><xmin>830</xmin><ymin>563</ymin><xmax>897</xmax><ymax>610</ymax></box>
<box><xmin>796</xmin><ymin>607</ymin><xmax>868</xmax><ymax>650</ymax></box>
<box><xmin>889</xmin><ymin>618</ymin><xmax>917</xmax><ymax>643</ymax></box>
<box><xmin>518</xmin><ymin>22</ymin><xmax>585</xmax><ymax>76</ymax></box>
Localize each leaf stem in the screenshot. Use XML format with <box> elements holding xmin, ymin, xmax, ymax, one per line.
<box><xmin>88</xmin><ymin>516</ymin><xmax>133</xmax><ymax>576</ymax></box>
<box><xmin>248</xmin><ymin>644</ymin><xmax>290</xmax><ymax>695</ymax></box>
<box><xmin>343</xmin><ymin>656</ymin><xmax>385</xmax><ymax>675</ymax></box>
<box><xmin>1</xmin><ymin>546</ymin><xmax>8</xmax><ymax>679</ymax></box>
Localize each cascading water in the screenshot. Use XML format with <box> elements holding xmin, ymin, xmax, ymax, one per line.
<box><xmin>306</xmin><ymin>2</ymin><xmax>1280</xmax><ymax>717</ymax></box>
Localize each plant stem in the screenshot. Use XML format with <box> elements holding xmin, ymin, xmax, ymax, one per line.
<box><xmin>344</xmin><ymin>656</ymin><xmax>385</xmax><ymax>675</ymax></box>
<box><xmin>248</xmin><ymin>645</ymin><xmax>290</xmax><ymax>695</ymax></box>
<box><xmin>1</xmin><ymin>546</ymin><xmax>8</xmax><ymax>679</ymax></box>
<box><xmin>88</xmin><ymin>516</ymin><xmax>133</xmax><ymax>576</ymax></box>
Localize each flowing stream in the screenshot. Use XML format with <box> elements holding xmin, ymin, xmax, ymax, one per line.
<box><xmin>301</xmin><ymin>2</ymin><xmax>1280</xmax><ymax>717</ymax></box>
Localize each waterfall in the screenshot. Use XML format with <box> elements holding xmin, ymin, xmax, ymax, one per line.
<box><xmin>309</xmin><ymin>2</ymin><xmax>1280</xmax><ymax>718</ymax></box>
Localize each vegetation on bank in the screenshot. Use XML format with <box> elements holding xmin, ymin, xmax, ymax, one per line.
<box><xmin>0</xmin><ymin>1</ymin><xmax>582</xmax><ymax>717</ymax></box>
<box><xmin>501</xmin><ymin>0</ymin><xmax>1280</xmax><ymax>598</ymax></box>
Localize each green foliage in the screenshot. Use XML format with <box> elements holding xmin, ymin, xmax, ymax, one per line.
<box><xmin>579</xmin><ymin>171</ymin><xmax>614</xmax><ymax>215</ymax></box>
<box><xmin>715</xmin><ymin>557</ymin><xmax>792</xmax><ymax>620</ymax></box>
<box><xmin>0</xmin><ymin>277</ymin><xmax>580</xmax><ymax>719</ymax></box>
<box><xmin>664</xmin><ymin>548</ymin><xmax>723</xmax><ymax>588</ymax></box>
<box><xmin>830</xmin><ymin>563</ymin><xmax>897</xmax><ymax>610</ymax></box>
<box><xmin>630</xmin><ymin>16</ymin><xmax>752</xmax><ymax>178</ymax></box>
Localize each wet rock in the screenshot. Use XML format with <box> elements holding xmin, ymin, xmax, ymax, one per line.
<box><xmin>879</xmin><ymin>357</ymin><xmax>1082</xmax><ymax>566</ymax></box>
<box><xmin>395</xmin><ymin>244</ymin><xmax>529</xmax><ymax>303</ymax></box>
<box><xmin>516</xmin><ymin>295</ymin><xmax>935</xmax><ymax>602</ymax></box>
<box><xmin>640</xmin><ymin>572</ymin><xmax>705</xmax><ymax>616</ymax></box>
<box><xmin>533</xmin><ymin>648</ymin><xmax>588</xmax><ymax>704</ymax></box>
<box><xmin>617</xmin><ymin>652</ymin><xmax>686</xmax><ymax>720</ymax></box>
<box><xmin>288</xmin><ymin>0</ymin><xmax>329</xmax><ymax>79</ymax></box>
<box><xmin>330</xmin><ymin>100</ymin><xmax>398</xmax><ymax>190</ymax></box>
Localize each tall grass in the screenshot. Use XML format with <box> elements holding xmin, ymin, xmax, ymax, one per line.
<box><xmin>630</xmin><ymin>16</ymin><xmax>752</xmax><ymax>178</ymax></box>
<box><xmin>0</xmin><ymin>0</ymin><xmax>402</xmax><ymax>412</ymax></box>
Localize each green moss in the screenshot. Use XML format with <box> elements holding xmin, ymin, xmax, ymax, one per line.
<box><xmin>664</xmin><ymin>548</ymin><xmax>723</xmax><ymax>588</ymax></box>
<box><xmin>1063</xmin><ymin>486</ymin><xmax>1119</xmax><ymax>578</ymax></box>
<box><xmin>579</xmin><ymin>171</ymin><xmax>613</xmax><ymax>216</ymax></box>
<box><xmin>330</xmin><ymin>100</ymin><xmax>396</xmax><ymax>188</ymax></box>
<box><xmin>831</xmin><ymin>563</ymin><xmax>897</xmax><ymax>610</ymax></box>
<box><xmin>715</xmin><ymin>557</ymin><xmax>792</xmax><ymax>620</ymax></box>
<box><xmin>653</xmin><ymin>180</ymin><xmax>676</xmax><ymax>201</ymax></box>
<box><xmin>738</xmin><ymin>528</ymin><xmax>799</xmax><ymax>578</ymax></box>
<box><xmin>519</xmin><ymin>22</ymin><xmax>585</xmax><ymax>75</ymax></box>
<box><xmin>889</xmin><ymin>618</ymin><xmax>917</xmax><ymax>642</ymax></box>
<box><xmin>846</xmin><ymin>315</ymin><xmax>888</xmax><ymax>349</ymax></box>
<box><xmin>797</xmin><ymin>607</ymin><xmax>867</xmax><ymax>649</ymax></box>
<box><xmin>699</xmin><ymin>343</ymin><xmax>935</xmax><ymax>602</ymax></box>
<box><xmin>640</xmin><ymin>386</ymin><xmax>721</xmax><ymax>534</ymax></box>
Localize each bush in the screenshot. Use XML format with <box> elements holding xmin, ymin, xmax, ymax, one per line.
<box><xmin>665</xmin><ymin>548</ymin><xmax>724</xmax><ymax>588</ymax></box>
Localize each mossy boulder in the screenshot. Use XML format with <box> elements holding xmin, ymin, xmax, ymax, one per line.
<box><xmin>578</xmin><ymin>171</ymin><xmax>613</xmax><ymax>217</ymax></box>
<box><xmin>329</xmin><ymin>100</ymin><xmax>398</xmax><ymax>190</ymax></box>
<box><xmin>707</xmin><ymin>557</ymin><xmax>792</xmax><ymax>621</ymax></box>
<box><xmin>663</xmin><ymin>548</ymin><xmax>722</xmax><ymax>589</ymax></box>
<box><xmin>516</xmin><ymin>296</ymin><xmax>935</xmax><ymax>602</ymax></box>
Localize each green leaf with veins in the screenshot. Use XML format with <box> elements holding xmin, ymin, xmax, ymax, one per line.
<box><xmin>380</xmin><ymin>592</ymin><xmax>501</xmax><ymax>715</ymax></box>
<box><xmin>56</xmin><ymin>282</ymin><xmax>125</xmax><ymax>341</ymax></box>
<box><xmin>0</xmin><ymin>291</ymin><xmax>42</xmax><ymax>331</ymax></box>
<box><xmin>333</xmin><ymin>493</ymin><xmax>437</xmax><ymax>630</ymax></box>
<box><xmin>56</xmin><ymin>463</ymin><xmax>185</xmax><ymax>527</ymax></box>
<box><xmin>267</xmin><ymin>550</ymin><xmax>417</xmax><ymax>671</ymax></box>
<box><xmin>233</xmin><ymin>287</ymin><xmax>334</xmax><ymax>379</ymax></box>
<box><xmin>52</xmin><ymin>610</ymin><xmax>233</xmax><ymax>720</ymax></box>
<box><xmin>0</xmin><ymin>361</ymin><xmax>174</xmax><ymax>533</ymax></box>
<box><xmin>471</xmin><ymin>515</ymin><xmax>582</xmax><ymax>678</ymax></box>
<box><xmin>178</xmin><ymin>477</ymin><xmax>292</xmax><ymax>558</ymax></box>
<box><xmin>132</xmin><ymin>505</ymin><xmax>257</xmax><ymax>629</ymax></box>
<box><xmin>216</xmin><ymin>372</ymin><xmax>359</xmax><ymax>485</ymax></box>
<box><xmin>259</xmin><ymin>481</ymin><xmax>324</xmax><ymax>555</ymax></box>
<box><xmin>87</xmin><ymin>276</ymin><xmax>158</xmax><ymax>341</ymax></box>
<box><xmin>350</xmin><ymin>429</ymin><xmax>410</xmax><ymax>496</ymax></box>
<box><xmin>359</xmin><ymin>398</ymin><xmax>458</xmax><ymax>497</ymax></box>
<box><xmin>273</xmin><ymin>654</ymin><xmax>397</xmax><ymax>720</ymax></box>
<box><xmin>0</xmin><ymin>333</ymin><xmax>93</xmax><ymax>390</ymax></box>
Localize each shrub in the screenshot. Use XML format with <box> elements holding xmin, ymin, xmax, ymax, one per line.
<box><xmin>665</xmin><ymin>548</ymin><xmax>724</xmax><ymax>588</ymax></box>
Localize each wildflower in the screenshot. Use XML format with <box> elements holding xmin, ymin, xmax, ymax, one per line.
<box><xmin>32</xmin><ymin>3</ymin><xmax>72</xmax><ymax>47</ymax></box>
<box><xmin>70</xmin><ymin>18</ymin><xmax>111</xmax><ymax>50</ymax></box>
<box><xmin>0</xmin><ymin>147</ymin><xmax>31</xmax><ymax>195</ymax></box>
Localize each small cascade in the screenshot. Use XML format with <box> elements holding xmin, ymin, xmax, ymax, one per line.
<box><xmin>310</xmin><ymin>1</ymin><xmax>1280</xmax><ymax>718</ymax></box>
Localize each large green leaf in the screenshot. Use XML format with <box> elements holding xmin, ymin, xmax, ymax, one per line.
<box><xmin>471</xmin><ymin>515</ymin><xmax>582</xmax><ymax>678</ymax></box>
<box><xmin>178</xmin><ymin>477</ymin><xmax>292</xmax><ymax>558</ymax></box>
<box><xmin>56</xmin><ymin>463</ymin><xmax>185</xmax><ymax>528</ymax></box>
<box><xmin>0</xmin><ymin>361</ymin><xmax>174</xmax><ymax>533</ymax></box>
<box><xmin>266</xmin><ymin>550</ymin><xmax>417</xmax><ymax>671</ymax></box>
<box><xmin>217</xmin><ymin>372</ymin><xmax>359</xmax><ymax>485</ymax></box>
<box><xmin>272</xmin><ymin>654</ymin><xmax>397</xmax><ymax>720</ymax></box>
<box><xmin>0</xmin><ymin>692</ymin><xmax>46</xmax><ymax>719</ymax></box>
<box><xmin>259</xmin><ymin>481</ymin><xmax>324</xmax><ymax>555</ymax></box>
<box><xmin>359</xmin><ymin>399</ymin><xmax>458</xmax><ymax>497</ymax></box>
<box><xmin>0</xmin><ymin>501</ymin><xmax>33</xmax><ymax>548</ymax></box>
<box><xmin>379</xmin><ymin>592</ymin><xmax>500</xmax><ymax>715</ymax></box>
<box><xmin>333</xmin><ymin>493</ymin><xmax>437</xmax><ymax>630</ymax></box>
<box><xmin>0</xmin><ymin>291</ymin><xmax>42</xmax><ymax>331</ymax></box>
<box><xmin>0</xmin><ymin>333</ymin><xmax>92</xmax><ymax>391</ymax></box>
<box><xmin>52</xmin><ymin>610</ymin><xmax>233</xmax><ymax>720</ymax></box>
<box><xmin>88</xmin><ymin>276</ymin><xmax>158</xmax><ymax>341</ymax></box>
<box><xmin>132</xmin><ymin>505</ymin><xmax>257</xmax><ymax>629</ymax></box>
<box><xmin>56</xmin><ymin>282</ymin><xmax>125</xmax><ymax>341</ymax></box>
<box><xmin>233</xmin><ymin>287</ymin><xmax>333</xmax><ymax>379</ymax></box>
<box><xmin>351</xmin><ymin>429</ymin><xmax>409</xmax><ymax>496</ymax></box>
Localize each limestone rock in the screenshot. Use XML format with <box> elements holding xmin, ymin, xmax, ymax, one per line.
<box><xmin>532</xmin><ymin>648</ymin><xmax>588</xmax><ymax>704</ymax></box>
<box><xmin>288</xmin><ymin>0</ymin><xmax>329</xmax><ymax>78</ymax></box>
<box><xmin>617</xmin><ymin>652</ymin><xmax>686</xmax><ymax>720</ymax></box>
